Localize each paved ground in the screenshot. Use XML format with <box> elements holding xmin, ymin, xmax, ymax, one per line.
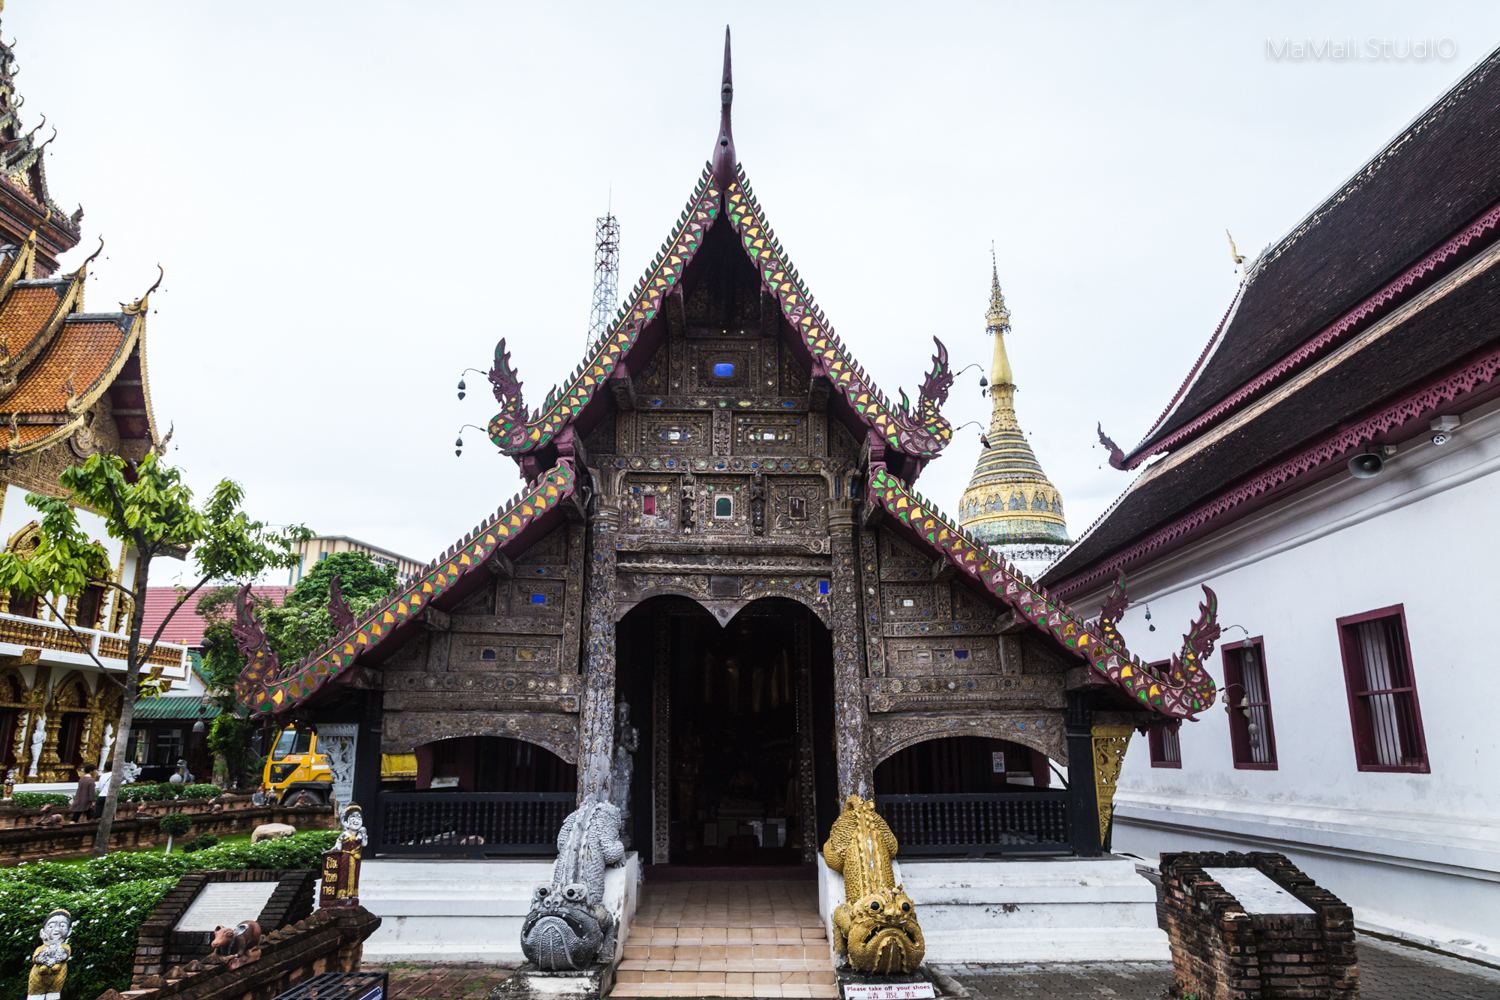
<box><xmin>369</xmin><ymin>935</ymin><xmax>1500</xmax><ymax>999</ymax></box>
<box><xmin>938</xmin><ymin>935</ymin><xmax>1500</xmax><ymax>1000</ymax></box>
<box><xmin>373</xmin><ymin>964</ymin><xmax>512</xmax><ymax>1000</ymax></box>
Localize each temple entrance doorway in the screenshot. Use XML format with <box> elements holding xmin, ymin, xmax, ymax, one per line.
<box><xmin>616</xmin><ymin>596</ymin><xmax>835</xmax><ymax>870</ymax></box>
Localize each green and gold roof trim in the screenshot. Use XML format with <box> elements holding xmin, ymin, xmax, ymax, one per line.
<box><xmin>724</xmin><ymin>168</ymin><xmax>954</xmax><ymax>458</ymax></box>
<box><xmin>869</xmin><ymin>464</ymin><xmax>1217</xmax><ymax>719</ymax></box>
<box><xmin>488</xmin><ymin>169</ymin><xmax>723</xmax><ymax>454</ymax></box>
<box><xmin>486</xmin><ymin>164</ymin><xmax>956</xmax><ymax>463</ymax></box>
<box><xmin>237</xmin><ymin>460</ymin><xmax>576</xmax><ymax>715</ymax></box>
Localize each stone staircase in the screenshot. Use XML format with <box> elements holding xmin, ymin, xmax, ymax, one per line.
<box><xmin>611</xmin><ymin>880</ymin><xmax>838</xmax><ymax>998</ymax></box>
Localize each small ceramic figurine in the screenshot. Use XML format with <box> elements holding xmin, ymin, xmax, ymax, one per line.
<box><xmin>319</xmin><ymin>803</ymin><xmax>367</xmax><ymax>908</ymax></box>
<box><xmin>210</xmin><ymin>920</ymin><xmax>262</xmax><ymax>969</ymax></box>
<box><xmin>27</xmin><ymin>908</ymin><xmax>71</xmax><ymax>1000</ymax></box>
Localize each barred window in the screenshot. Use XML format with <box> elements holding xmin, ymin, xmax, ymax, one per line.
<box><xmin>1223</xmin><ymin>640</ymin><xmax>1277</xmax><ymax>769</ymax></box>
<box><xmin>1148</xmin><ymin>720</ymin><xmax>1181</xmax><ymax>768</ymax></box>
<box><xmin>1338</xmin><ymin>606</ymin><xmax>1428</xmax><ymax>772</ymax></box>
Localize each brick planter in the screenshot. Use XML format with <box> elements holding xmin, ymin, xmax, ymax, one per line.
<box><xmin>0</xmin><ymin>804</ymin><xmax>336</xmax><ymax>864</ymax></box>
<box><xmin>103</xmin><ymin>905</ymin><xmax>382</xmax><ymax>1000</ymax></box>
<box><xmin>1157</xmin><ymin>851</ymin><xmax>1359</xmax><ymax>1000</ymax></box>
<box><xmin>133</xmin><ymin>869</ymin><xmax>318</xmax><ymax>984</ymax></box>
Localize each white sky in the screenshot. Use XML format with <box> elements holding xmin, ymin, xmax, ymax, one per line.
<box><xmin>6</xmin><ymin>3</ymin><xmax>1498</xmax><ymax>584</ymax></box>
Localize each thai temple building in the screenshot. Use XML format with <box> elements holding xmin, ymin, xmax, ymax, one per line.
<box><xmin>0</xmin><ymin>21</ymin><xmax>188</xmax><ymax>789</ymax></box>
<box><xmin>956</xmin><ymin>267</ymin><xmax>1069</xmax><ymax>577</ymax></box>
<box><xmin>236</xmin><ymin>31</ymin><xmax>1221</xmax><ymax>970</ymax></box>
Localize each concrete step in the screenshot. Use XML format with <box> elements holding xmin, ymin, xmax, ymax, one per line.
<box><xmin>611</xmin><ymin>971</ymin><xmax>839</xmax><ymax>997</ymax></box>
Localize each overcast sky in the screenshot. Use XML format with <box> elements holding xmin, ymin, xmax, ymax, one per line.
<box><xmin>7</xmin><ymin>2</ymin><xmax>1499</xmax><ymax>584</ymax></box>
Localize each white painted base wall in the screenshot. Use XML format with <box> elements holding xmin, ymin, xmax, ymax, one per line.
<box><xmin>360</xmin><ymin>852</ymin><xmax>640</xmax><ymax>966</ymax></box>
<box><xmin>816</xmin><ymin>855</ymin><xmax>1168</xmax><ymax>964</ymax></box>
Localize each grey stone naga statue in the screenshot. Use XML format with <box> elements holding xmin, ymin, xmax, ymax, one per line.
<box><xmin>519</xmin><ymin>796</ymin><xmax>626</xmax><ymax>970</ymax></box>
<box><xmin>611</xmin><ymin>701</ymin><xmax>639</xmax><ymax>848</ymax></box>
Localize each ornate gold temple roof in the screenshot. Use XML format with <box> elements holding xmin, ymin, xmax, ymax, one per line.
<box><xmin>957</xmin><ymin>263</ymin><xmax>1069</xmax><ymax>548</ymax></box>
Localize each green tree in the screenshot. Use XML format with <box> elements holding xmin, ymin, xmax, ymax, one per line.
<box><xmin>158</xmin><ymin>813</ymin><xmax>191</xmax><ymax>854</ymax></box>
<box><xmin>0</xmin><ymin>453</ymin><xmax>310</xmax><ymax>857</ymax></box>
<box><xmin>197</xmin><ymin>551</ymin><xmax>396</xmax><ymax>788</ymax></box>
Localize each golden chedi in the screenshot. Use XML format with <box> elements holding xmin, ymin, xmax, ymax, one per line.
<box><xmin>957</xmin><ymin>261</ymin><xmax>1070</xmax><ymax>578</ymax></box>
<box><xmin>822</xmin><ymin>795</ymin><xmax>925</xmax><ymax>974</ymax></box>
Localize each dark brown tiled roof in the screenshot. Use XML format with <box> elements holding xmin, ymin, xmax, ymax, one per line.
<box><xmin>1131</xmin><ymin>45</ymin><xmax>1500</xmax><ymax>460</ymax></box>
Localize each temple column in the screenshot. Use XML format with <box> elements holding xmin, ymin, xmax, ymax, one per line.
<box><xmin>576</xmin><ymin>499</ymin><xmax>622</xmax><ymax>803</ymax></box>
<box><xmin>828</xmin><ymin>501</ymin><xmax>873</xmax><ymax>800</ymax></box>
<box><xmin>1064</xmin><ymin>690</ymin><xmax>1102</xmax><ymax>858</ymax></box>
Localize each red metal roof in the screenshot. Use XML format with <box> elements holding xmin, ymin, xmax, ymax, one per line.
<box><xmin>141</xmin><ymin>586</ymin><xmax>292</xmax><ymax>648</ymax></box>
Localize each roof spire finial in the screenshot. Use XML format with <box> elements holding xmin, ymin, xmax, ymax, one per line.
<box><xmin>712</xmin><ymin>26</ymin><xmax>736</xmax><ymax>190</ymax></box>
<box><xmin>986</xmin><ymin>245</ymin><xmax>1010</xmax><ymax>335</ymax></box>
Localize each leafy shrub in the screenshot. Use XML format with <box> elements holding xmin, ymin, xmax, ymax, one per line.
<box><xmin>158</xmin><ymin>813</ymin><xmax>193</xmax><ymax>838</ymax></box>
<box><xmin>119</xmin><ymin>781</ymin><xmax>223</xmax><ymax>803</ymax></box>
<box><xmin>0</xmin><ymin>830</ymin><xmax>336</xmax><ymax>1000</ymax></box>
<box><xmin>181</xmin><ymin>833</ymin><xmax>219</xmax><ymax>853</ymax></box>
<box><xmin>9</xmin><ymin>792</ymin><xmax>68</xmax><ymax>810</ymax></box>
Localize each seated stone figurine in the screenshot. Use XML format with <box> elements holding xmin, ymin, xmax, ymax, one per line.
<box><xmin>28</xmin><ymin>908</ymin><xmax>71</xmax><ymax>1000</ymax></box>
<box><xmin>520</xmin><ymin>796</ymin><xmax>625</xmax><ymax>971</ymax></box>
<box><xmin>822</xmin><ymin>795</ymin><xmax>925</xmax><ymax>975</ymax></box>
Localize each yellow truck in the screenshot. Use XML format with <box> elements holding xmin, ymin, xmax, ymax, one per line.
<box><xmin>262</xmin><ymin>726</ymin><xmax>418</xmax><ymax>804</ymax></box>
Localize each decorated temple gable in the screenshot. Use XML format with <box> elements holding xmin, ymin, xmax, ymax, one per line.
<box><xmin>485</xmin><ymin>38</ymin><xmax>955</xmax><ymax>489</ymax></box>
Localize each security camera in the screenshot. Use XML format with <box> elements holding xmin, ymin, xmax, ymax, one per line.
<box><xmin>1431</xmin><ymin>415</ymin><xmax>1460</xmax><ymax>446</ymax></box>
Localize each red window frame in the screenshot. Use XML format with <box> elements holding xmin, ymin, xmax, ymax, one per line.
<box><xmin>1146</xmin><ymin>660</ymin><xmax>1180</xmax><ymax>767</ymax></box>
<box><xmin>1148</xmin><ymin>720</ymin><xmax>1181</xmax><ymax>768</ymax></box>
<box><xmin>1221</xmin><ymin>637</ymin><xmax>1277</xmax><ymax>770</ymax></box>
<box><xmin>1336</xmin><ymin>605</ymin><xmax>1429</xmax><ymax>773</ymax></box>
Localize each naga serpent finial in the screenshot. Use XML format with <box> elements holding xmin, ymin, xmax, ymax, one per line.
<box><xmin>1169</xmin><ymin>585</ymin><xmax>1222</xmax><ymax>689</ymax></box>
<box><xmin>327</xmin><ymin>574</ymin><xmax>356</xmax><ymax>634</ymax></box>
<box><xmin>488</xmin><ymin>338</ymin><xmax>526</xmax><ymax>418</ymax></box>
<box><xmin>124</xmin><ymin>264</ymin><xmax>163</xmax><ymax>315</ymax></box>
<box><xmin>1097</xmin><ymin>423</ymin><xmax>1126</xmax><ymax>470</ymax></box>
<box><xmin>1098</xmin><ymin>571</ymin><xmax>1128</xmax><ymax>647</ymax></box>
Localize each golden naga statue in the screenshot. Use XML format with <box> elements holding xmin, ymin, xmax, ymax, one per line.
<box><xmin>822</xmin><ymin>795</ymin><xmax>926</xmax><ymax>974</ymax></box>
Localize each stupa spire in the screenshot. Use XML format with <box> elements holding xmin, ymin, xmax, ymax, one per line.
<box><xmin>957</xmin><ymin>258</ymin><xmax>1070</xmax><ymax>574</ymax></box>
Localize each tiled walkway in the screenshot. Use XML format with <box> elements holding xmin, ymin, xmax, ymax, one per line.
<box><xmin>612</xmin><ymin>880</ymin><xmax>838</xmax><ymax>998</ymax></box>
<box><xmin>939</xmin><ymin>935</ymin><xmax>1500</xmax><ymax>1000</ymax></box>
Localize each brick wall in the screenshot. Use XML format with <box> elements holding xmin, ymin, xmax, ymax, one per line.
<box><xmin>104</xmin><ymin>905</ymin><xmax>381</xmax><ymax>1000</ymax></box>
<box><xmin>0</xmin><ymin>803</ymin><xmax>336</xmax><ymax>863</ymax></box>
<box><xmin>134</xmin><ymin>869</ymin><xmax>318</xmax><ymax>983</ymax></box>
<box><xmin>1157</xmin><ymin>851</ymin><xmax>1359</xmax><ymax>1000</ymax></box>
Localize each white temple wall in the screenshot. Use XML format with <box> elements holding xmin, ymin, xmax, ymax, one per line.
<box><xmin>1064</xmin><ymin>396</ymin><xmax>1500</xmax><ymax>964</ymax></box>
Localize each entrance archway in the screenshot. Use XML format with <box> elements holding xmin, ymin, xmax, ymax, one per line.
<box><xmin>616</xmin><ymin>596</ymin><xmax>835</xmax><ymax>868</ymax></box>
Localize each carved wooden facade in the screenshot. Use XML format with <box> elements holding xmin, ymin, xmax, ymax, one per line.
<box><xmin>239</xmin><ymin>35</ymin><xmax>1217</xmax><ymax>861</ymax></box>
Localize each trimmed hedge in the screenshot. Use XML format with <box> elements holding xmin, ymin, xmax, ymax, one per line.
<box><xmin>0</xmin><ymin>829</ymin><xmax>336</xmax><ymax>1000</ymax></box>
<box><xmin>118</xmin><ymin>781</ymin><xmax>223</xmax><ymax>803</ymax></box>
<box><xmin>8</xmin><ymin>792</ymin><xmax>69</xmax><ymax>810</ymax></box>
<box><xmin>182</xmin><ymin>833</ymin><xmax>219</xmax><ymax>853</ymax></box>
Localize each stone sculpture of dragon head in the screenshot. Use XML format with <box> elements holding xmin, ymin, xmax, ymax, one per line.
<box><xmin>520</xmin><ymin>797</ymin><xmax>625</xmax><ymax>971</ymax></box>
<box><xmin>822</xmin><ymin>795</ymin><xmax>925</xmax><ymax>975</ymax></box>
